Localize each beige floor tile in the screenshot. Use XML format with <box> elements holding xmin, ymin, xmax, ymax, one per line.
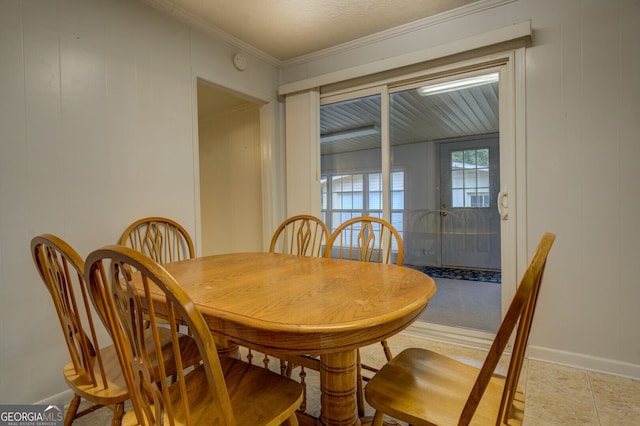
<box><xmin>522</xmin><ymin>414</ymin><xmax>573</xmax><ymax>426</ymax></box>
<box><xmin>589</xmin><ymin>370</ymin><xmax>640</xmax><ymax>425</ymax></box>
<box><xmin>525</xmin><ymin>360</ymin><xmax>600</xmax><ymax>425</ymax></box>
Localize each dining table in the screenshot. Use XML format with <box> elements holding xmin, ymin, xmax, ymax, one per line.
<box><xmin>155</xmin><ymin>251</ymin><xmax>437</xmax><ymax>426</ymax></box>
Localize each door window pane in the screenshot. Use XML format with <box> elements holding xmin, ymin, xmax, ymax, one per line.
<box><xmin>450</xmin><ymin>148</ymin><xmax>491</xmax><ymax>208</ymax></box>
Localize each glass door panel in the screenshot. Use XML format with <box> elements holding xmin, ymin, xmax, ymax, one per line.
<box><xmin>389</xmin><ymin>72</ymin><xmax>501</xmax><ymax>270</ymax></box>
<box><xmin>320</xmin><ymin>94</ymin><xmax>383</xmax><ymax>233</ymax></box>
<box><xmin>389</xmin><ymin>87</ymin><xmax>443</xmax><ymax>266</ymax></box>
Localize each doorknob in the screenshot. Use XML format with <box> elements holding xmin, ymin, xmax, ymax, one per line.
<box><xmin>440</xmin><ymin>204</ymin><xmax>448</xmax><ymax>217</ymax></box>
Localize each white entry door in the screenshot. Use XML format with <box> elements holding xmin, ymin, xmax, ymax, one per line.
<box><xmin>440</xmin><ymin>137</ymin><xmax>501</xmax><ymax>270</ymax></box>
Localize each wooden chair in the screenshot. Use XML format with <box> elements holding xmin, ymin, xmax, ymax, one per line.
<box><xmin>364</xmin><ymin>232</ymin><xmax>556</xmax><ymax>426</ymax></box>
<box><xmin>269</xmin><ymin>214</ymin><xmax>329</xmax><ymax>257</ymax></box>
<box><xmin>325</xmin><ymin>215</ymin><xmax>404</xmax><ymax>265</ymax></box>
<box><xmin>120</xmin><ymin>217</ymin><xmax>195</xmax><ymax>263</ymax></box>
<box><xmin>267</xmin><ymin>215</ymin><xmax>329</xmax><ymax>412</ymax></box>
<box><xmin>31</xmin><ymin>234</ymin><xmax>128</xmax><ymax>425</ymax></box>
<box><xmin>324</xmin><ymin>216</ymin><xmax>405</xmax><ymax>417</ymax></box>
<box><xmin>32</xmin><ymin>234</ymin><xmax>202</xmax><ymax>425</ymax></box>
<box><xmin>121</xmin><ymin>216</ymin><xmax>197</xmax><ymax>333</ymax></box>
<box><xmin>85</xmin><ymin>244</ymin><xmax>303</xmax><ymax>426</ymax></box>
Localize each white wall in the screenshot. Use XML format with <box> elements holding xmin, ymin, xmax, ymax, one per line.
<box><xmin>282</xmin><ymin>0</ymin><xmax>640</xmax><ymax>377</ymax></box>
<box><xmin>0</xmin><ymin>0</ymin><xmax>279</xmax><ymax>404</ymax></box>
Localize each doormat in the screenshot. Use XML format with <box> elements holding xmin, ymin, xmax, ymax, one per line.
<box><xmin>408</xmin><ymin>265</ymin><xmax>501</xmax><ymax>283</ymax></box>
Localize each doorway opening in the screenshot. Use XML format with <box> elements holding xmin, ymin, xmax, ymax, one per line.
<box><xmin>196</xmin><ymin>78</ymin><xmax>264</xmax><ymax>255</ymax></box>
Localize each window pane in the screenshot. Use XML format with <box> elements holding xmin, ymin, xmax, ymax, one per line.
<box><xmin>452</xmin><ymin>189</ymin><xmax>464</xmax><ymax>207</ymax></box>
<box><xmin>452</xmin><ymin>170</ymin><xmax>464</xmax><ymax>189</ymax></box>
<box><xmin>369</xmin><ymin>191</ymin><xmax>381</xmax><ymax>210</ymax></box>
<box><xmin>451</xmin><ymin>151</ymin><xmax>463</xmax><ymax>168</ymax></box>
<box><xmin>464</xmin><ymin>168</ymin><xmax>477</xmax><ymax>188</ymax></box>
<box><xmin>391</xmin><ymin>191</ymin><xmax>404</xmax><ymax>209</ymax></box>
<box><xmin>477</xmin><ymin>148</ymin><xmax>489</xmax><ymax>167</ymax></box>
<box><xmin>464</xmin><ymin>150</ymin><xmax>476</xmax><ymax>165</ymax></box>
<box><xmin>369</xmin><ymin>173</ymin><xmax>381</xmax><ymax>191</ymax></box>
<box><xmin>391</xmin><ymin>171</ymin><xmax>404</xmax><ymax>190</ymax></box>
<box><xmin>353</xmin><ymin>192</ymin><xmax>364</xmax><ymax>209</ymax></box>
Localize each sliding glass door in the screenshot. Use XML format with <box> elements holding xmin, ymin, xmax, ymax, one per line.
<box><xmin>320</xmin><ymin>69</ymin><xmax>505</xmax><ymax>333</ymax></box>
<box><xmin>388</xmin><ymin>72</ymin><xmax>501</xmax><ymax>271</ymax></box>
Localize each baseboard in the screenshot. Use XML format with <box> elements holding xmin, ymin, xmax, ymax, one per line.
<box><xmin>526</xmin><ymin>345</ymin><xmax>640</xmax><ymax>380</ymax></box>
<box><xmin>36</xmin><ymin>389</ymin><xmax>73</xmax><ymax>407</ymax></box>
<box><xmin>404</xmin><ymin>321</ymin><xmax>640</xmax><ymax>380</ymax></box>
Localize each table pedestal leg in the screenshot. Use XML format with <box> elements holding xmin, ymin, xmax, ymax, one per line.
<box><xmin>320</xmin><ymin>349</ymin><xmax>359</xmax><ymax>426</ymax></box>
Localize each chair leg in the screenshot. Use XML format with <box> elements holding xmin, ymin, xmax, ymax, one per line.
<box><xmin>381</xmin><ymin>339</ymin><xmax>392</xmax><ymax>361</ymax></box>
<box><xmin>285</xmin><ymin>361</ymin><xmax>296</xmax><ymax>377</ymax></box>
<box><xmin>64</xmin><ymin>394</ymin><xmax>81</xmax><ymax>426</ymax></box>
<box><xmin>110</xmin><ymin>402</ymin><xmax>125</xmax><ymax>426</ymax></box>
<box><xmin>356</xmin><ymin>349</ymin><xmax>366</xmax><ymax>418</ymax></box>
<box><xmin>372</xmin><ymin>411</ymin><xmax>385</xmax><ymax>426</ymax></box>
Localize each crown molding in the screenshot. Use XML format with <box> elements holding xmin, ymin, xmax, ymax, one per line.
<box><xmin>279</xmin><ymin>19</ymin><xmax>530</xmax><ymax>95</ymax></box>
<box><xmin>281</xmin><ymin>0</ymin><xmax>517</xmax><ymax>67</ymax></box>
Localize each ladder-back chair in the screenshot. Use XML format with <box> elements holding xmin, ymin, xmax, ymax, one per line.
<box><xmin>364</xmin><ymin>232</ymin><xmax>556</xmax><ymax>425</ymax></box>
<box><xmin>31</xmin><ymin>234</ymin><xmax>128</xmax><ymax>425</ymax></box>
<box><xmin>85</xmin><ymin>244</ymin><xmax>303</xmax><ymax>426</ymax></box>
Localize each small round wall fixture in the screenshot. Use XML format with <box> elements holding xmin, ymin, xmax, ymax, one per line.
<box><xmin>233</xmin><ymin>53</ymin><xmax>247</xmax><ymax>71</ymax></box>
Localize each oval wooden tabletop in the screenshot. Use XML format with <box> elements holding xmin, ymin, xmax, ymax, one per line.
<box><xmin>159</xmin><ymin>252</ymin><xmax>437</xmax><ymax>353</ymax></box>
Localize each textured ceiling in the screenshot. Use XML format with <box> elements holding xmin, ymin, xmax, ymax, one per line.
<box><xmin>141</xmin><ymin>0</ymin><xmax>479</xmax><ymax>61</ymax></box>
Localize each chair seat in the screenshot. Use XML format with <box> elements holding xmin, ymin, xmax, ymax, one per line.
<box><xmin>63</xmin><ymin>343</ymin><xmax>128</xmax><ymax>405</ymax></box>
<box><xmin>64</xmin><ymin>326</ymin><xmax>200</xmax><ymax>404</ymax></box>
<box><xmin>122</xmin><ymin>357</ymin><xmax>303</xmax><ymax>425</ymax></box>
<box><xmin>365</xmin><ymin>348</ymin><xmax>524</xmax><ymax>426</ymax></box>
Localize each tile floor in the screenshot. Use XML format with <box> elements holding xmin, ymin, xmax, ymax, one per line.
<box><xmin>72</xmin><ymin>333</ymin><xmax>640</xmax><ymax>425</ymax></box>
